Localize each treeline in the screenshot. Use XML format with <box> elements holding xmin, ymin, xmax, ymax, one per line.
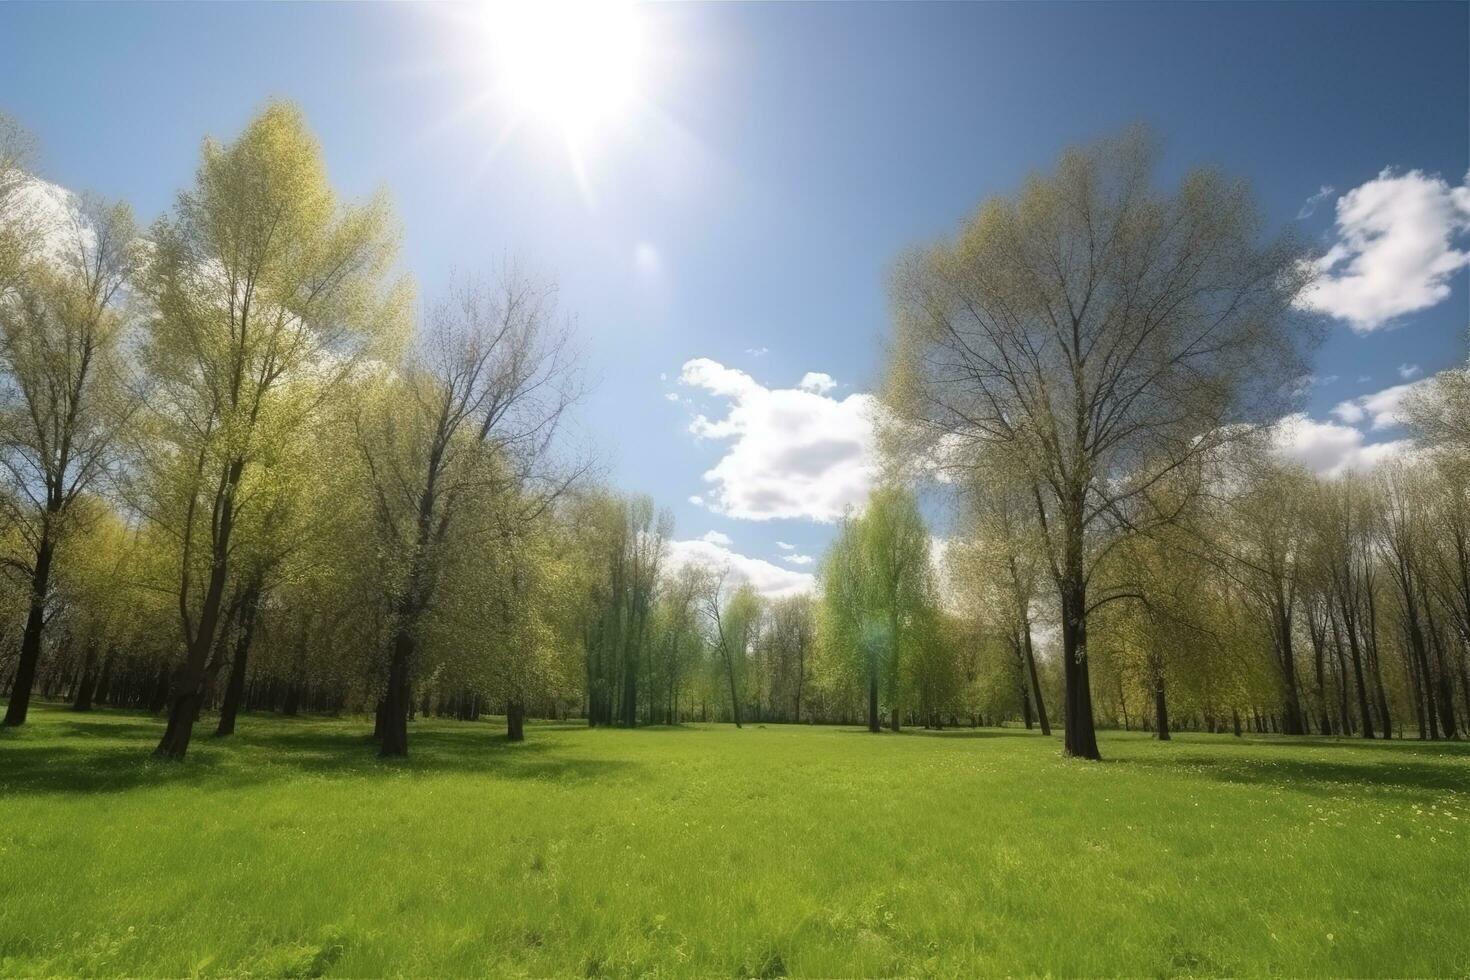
<box><xmin>0</xmin><ymin>110</ymin><xmax>1465</xmax><ymax>763</ymax></box>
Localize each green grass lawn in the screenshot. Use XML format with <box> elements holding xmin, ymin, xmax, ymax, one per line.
<box><xmin>2</xmin><ymin>705</ymin><xmax>1468</xmax><ymax>978</ymax></box>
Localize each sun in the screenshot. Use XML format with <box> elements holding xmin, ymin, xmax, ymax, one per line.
<box><xmin>480</xmin><ymin>1</ymin><xmax>646</xmax><ymax>143</ymax></box>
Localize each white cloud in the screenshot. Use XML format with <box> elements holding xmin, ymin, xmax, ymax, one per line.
<box><xmin>687</xmin><ymin>494</ymin><xmax>704</xmax><ymax>506</ymax></box>
<box><xmin>1297</xmin><ymin>184</ymin><xmax>1335</xmax><ymax>220</ymax></box>
<box><xmin>1272</xmin><ymin>413</ymin><xmax>1412</xmax><ymax>477</ymax></box>
<box><xmin>700</xmin><ymin>530</ymin><xmax>732</xmax><ymax>547</ymax></box>
<box><xmin>1296</xmin><ymin>168</ymin><xmax>1470</xmax><ymax>331</ymax></box>
<box><xmin>665</xmin><ymin>537</ymin><xmax>813</xmax><ymax>598</ymax></box>
<box><xmin>1330</xmin><ymin>379</ymin><xmax>1428</xmax><ymax>430</ymax></box>
<box><xmin>775</xmin><ymin>541</ymin><xmax>795</xmax><ymax>551</ymax></box>
<box><xmin>664</xmin><ymin>391</ymin><xmax>680</xmax><ymax>402</ymax></box>
<box><xmin>797</xmin><ymin>371</ymin><xmax>838</xmax><ymax>395</ymax></box>
<box><xmin>745</xmin><ymin>347</ymin><xmax>769</xmax><ymax>357</ymax></box>
<box><xmin>781</xmin><ymin>553</ymin><xmax>814</xmax><ymax>566</ymax></box>
<box><xmin>1398</xmin><ymin>363</ymin><xmax>1422</xmax><ymax>380</ymax></box>
<box><xmin>679</xmin><ymin>358</ymin><xmax>879</xmax><ymax>522</ymax></box>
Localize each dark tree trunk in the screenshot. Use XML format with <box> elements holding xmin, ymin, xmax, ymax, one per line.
<box><xmin>1013</xmin><ymin>635</ymin><xmax>1033</xmax><ymax>730</ymax></box>
<box><xmin>1364</xmin><ymin>586</ymin><xmax>1392</xmax><ymax>738</ymax></box>
<box><xmin>94</xmin><ymin>647</ymin><xmax>115</xmax><ymax>708</ymax></box>
<box><xmin>148</xmin><ymin>666</ymin><xmax>171</xmax><ymax>714</ymax></box>
<box><xmin>71</xmin><ymin>639</ymin><xmax>101</xmax><ymax>712</ymax></box>
<box><xmin>1273</xmin><ymin>601</ymin><xmax>1306</xmax><ymax>736</ymax></box>
<box><xmin>1154</xmin><ymin>678</ymin><xmax>1171</xmax><ymax>741</ymax></box>
<box><xmin>867</xmin><ymin>663</ymin><xmax>879</xmax><ymax>733</ymax></box>
<box><xmin>1060</xmin><ymin>569</ymin><xmax>1100</xmax><ymax>760</ymax></box>
<box><xmin>1334</xmin><ymin>609</ymin><xmax>1376</xmax><ymax>739</ymax></box>
<box><xmin>1425</xmin><ymin>610</ymin><xmax>1458</xmax><ymax>739</ymax></box>
<box><xmin>155</xmin><ymin>457</ymin><xmax>246</xmax><ymax>760</ymax></box>
<box><xmin>1022</xmin><ymin>618</ymin><xmax>1050</xmax><ymax>736</ymax></box>
<box><xmin>379</xmin><ymin>627</ymin><xmax>413</xmax><ymax>756</ymax></box>
<box><xmin>507</xmin><ymin>699</ymin><xmax>525</xmax><ymax>741</ymax></box>
<box><xmin>215</xmin><ymin>583</ymin><xmax>260</xmax><ymax>737</ymax></box>
<box><xmin>3</xmin><ymin>535</ymin><xmax>55</xmax><ymax>726</ymax></box>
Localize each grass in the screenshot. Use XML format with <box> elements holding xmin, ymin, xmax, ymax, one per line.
<box><xmin>2</xmin><ymin>705</ymin><xmax>1468</xmax><ymax>977</ymax></box>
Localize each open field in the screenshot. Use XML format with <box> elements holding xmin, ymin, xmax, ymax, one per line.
<box><xmin>2</xmin><ymin>706</ymin><xmax>1469</xmax><ymax>977</ymax></box>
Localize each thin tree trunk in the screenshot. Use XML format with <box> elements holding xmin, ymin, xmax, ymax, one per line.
<box><xmin>867</xmin><ymin>661</ymin><xmax>879</xmax><ymax>733</ymax></box>
<box><xmin>1022</xmin><ymin>617</ymin><xmax>1050</xmax><ymax>735</ymax></box>
<box><xmin>1013</xmin><ymin>635</ymin><xmax>1033</xmax><ymax>730</ymax></box>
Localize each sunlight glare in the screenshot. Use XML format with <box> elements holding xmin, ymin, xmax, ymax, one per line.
<box><xmin>483</xmin><ymin>1</ymin><xmax>646</xmax><ymax>141</ymax></box>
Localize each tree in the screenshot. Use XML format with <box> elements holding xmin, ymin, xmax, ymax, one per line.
<box><xmin>763</xmin><ymin>593</ymin><xmax>816</xmax><ymax>723</ymax></box>
<box><xmin>702</xmin><ymin>573</ymin><xmax>760</xmax><ymax>728</ymax></box>
<box><xmin>948</xmin><ymin>462</ymin><xmax>1051</xmax><ymax>735</ymax></box>
<box><xmin>0</xmin><ymin>189</ymin><xmax>136</xmax><ymax>726</ymax></box>
<box><xmin>358</xmin><ymin>272</ymin><xmax>577</xmax><ymax>756</ymax></box>
<box><xmin>0</xmin><ymin>112</ymin><xmax>38</xmax><ymax>293</ymax></box>
<box><xmin>140</xmin><ymin>102</ymin><xmax>400</xmax><ymax>759</ymax></box>
<box><xmin>887</xmin><ymin>128</ymin><xmax>1316</xmax><ymax>758</ymax></box>
<box><xmin>1404</xmin><ymin>367</ymin><xmax>1470</xmax><ymax>455</ymax></box>
<box><xmin>819</xmin><ymin>485</ymin><xmax>933</xmax><ymax>731</ymax></box>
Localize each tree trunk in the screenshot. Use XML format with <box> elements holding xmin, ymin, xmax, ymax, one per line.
<box><xmin>1365</xmin><ymin>586</ymin><xmax>1392</xmax><ymax>738</ymax></box>
<box><xmin>3</xmin><ymin>535</ymin><xmax>55</xmax><ymax>726</ymax></box>
<box><xmin>1424</xmin><ymin>606</ymin><xmax>1459</xmax><ymax>739</ymax></box>
<box><xmin>1017</xmin><ymin>621</ymin><xmax>1050</xmax><ymax>737</ymax></box>
<box><xmin>215</xmin><ymin>583</ymin><xmax>260</xmax><ymax>737</ymax></box>
<box><xmin>1334</xmin><ymin>608</ymin><xmax>1376</xmax><ymax>739</ymax></box>
<box><xmin>1154</xmin><ymin>677</ymin><xmax>1171</xmax><ymax>741</ymax></box>
<box><xmin>1013</xmin><ymin>635</ymin><xmax>1034</xmax><ymax>730</ymax></box>
<box><xmin>1273</xmin><ymin>602</ymin><xmax>1306</xmax><ymax>736</ymax></box>
<box><xmin>94</xmin><ymin>647</ymin><xmax>115</xmax><ymax>708</ymax></box>
<box><xmin>866</xmin><ymin>661</ymin><xmax>880</xmax><ymax>733</ymax></box>
<box><xmin>507</xmin><ymin>699</ymin><xmax>525</xmax><ymax>741</ymax></box>
<box><xmin>156</xmin><ymin>456</ymin><xmax>247</xmax><ymax>760</ymax></box>
<box><xmin>379</xmin><ymin>628</ymin><xmax>413</xmax><ymax>756</ymax></box>
<box><xmin>71</xmin><ymin>639</ymin><xmax>101</xmax><ymax>712</ymax></box>
<box><xmin>1060</xmin><ymin>569</ymin><xmax>1100</xmax><ymax>760</ymax></box>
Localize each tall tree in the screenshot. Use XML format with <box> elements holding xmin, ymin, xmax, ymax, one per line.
<box><xmin>702</xmin><ymin>573</ymin><xmax>760</xmax><ymax>728</ymax></box>
<box><xmin>0</xmin><ymin>189</ymin><xmax>136</xmax><ymax>726</ymax></box>
<box><xmin>358</xmin><ymin>272</ymin><xmax>577</xmax><ymax>756</ymax></box>
<box><xmin>140</xmin><ymin>102</ymin><xmax>400</xmax><ymax>759</ymax></box>
<box><xmin>887</xmin><ymin>128</ymin><xmax>1315</xmax><ymax>757</ymax></box>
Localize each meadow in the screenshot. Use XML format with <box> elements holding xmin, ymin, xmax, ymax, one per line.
<box><xmin>2</xmin><ymin>705</ymin><xmax>1468</xmax><ymax>978</ymax></box>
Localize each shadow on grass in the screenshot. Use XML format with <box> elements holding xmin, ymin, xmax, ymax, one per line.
<box><xmin>831</xmin><ymin>725</ymin><xmax>1043</xmax><ymax>740</ymax></box>
<box><xmin>1121</xmin><ymin>751</ymin><xmax>1470</xmax><ymax>799</ymax></box>
<box><xmin>0</xmin><ymin>706</ymin><xmax>641</xmax><ymax>797</ymax></box>
<box><xmin>1262</xmin><ymin>735</ymin><xmax>1470</xmax><ymax>758</ymax></box>
<box><xmin>902</xmin><ymin>727</ymin><xmax>1051</xmax><ymax>740</ymax></box>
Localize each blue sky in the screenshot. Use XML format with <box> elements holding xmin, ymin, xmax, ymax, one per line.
<box><xmin>2</xmin><ymin>1</ymin><xmax>1465</xmax><ymax>593</ymax></box>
